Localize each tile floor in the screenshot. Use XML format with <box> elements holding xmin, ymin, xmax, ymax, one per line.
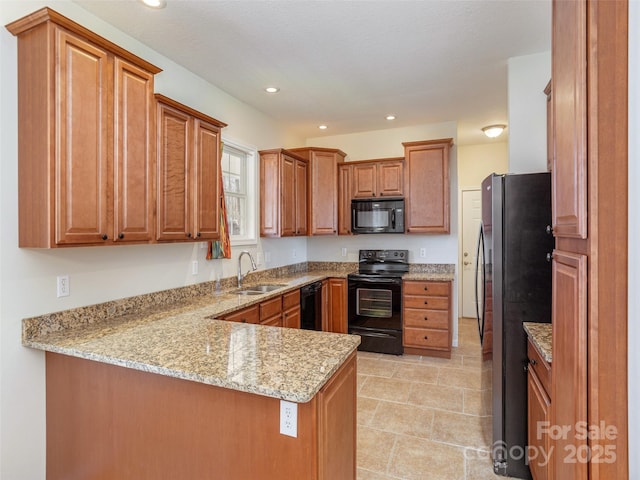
<box><xmin>356</xmin><ymin>318</ymin><xmax>502</xmax><ymax>480</ymax></box>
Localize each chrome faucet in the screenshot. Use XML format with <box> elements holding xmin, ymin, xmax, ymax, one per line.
<box><xmin>237</xmin><ymin>250</ymin><xmax>257</xmax><ymax>287</ymax></box>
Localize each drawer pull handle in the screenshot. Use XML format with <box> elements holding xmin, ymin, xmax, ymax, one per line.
<box><xmin>424</xmin><ymin>335</ymin><xmax>429</xmax><ymax>340</ymax></box>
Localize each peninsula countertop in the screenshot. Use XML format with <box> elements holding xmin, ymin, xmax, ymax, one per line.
<box><xmin>23</xmin><ymin>273</ymin><xmax>361</xmax><ymax>403</ymax></box>
<box><xmin>22</xmin><ymin>265</ymin><xmax>455</xmax><ymax>403</ymax></box>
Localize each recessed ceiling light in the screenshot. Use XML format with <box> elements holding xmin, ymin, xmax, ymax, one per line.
<box><xmin>386</xmin><ymin>115</ymin><xmax>396</xmax><ymax>121</ymax></box>
<box><xmin>140</xmin><ymin>0</ymin><xmax>166</xmax><ymax>8</ymax></box>
<box><xmin>264</xmin><ymin>87</ymin><xmax>280</xmax><ymax>94</ymax></box>
<box><xmin>318</xmin><ymin>125</ymin><xmax>328</xmax><ymax>130</ymax></box>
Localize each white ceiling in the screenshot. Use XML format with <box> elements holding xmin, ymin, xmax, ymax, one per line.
<box><xmin>73</xmin><ymin>0</ymin><xmax>551</xmax><ymax>145</ymax></box>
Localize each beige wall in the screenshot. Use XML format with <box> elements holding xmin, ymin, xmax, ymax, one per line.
<box><xmin>457</xmin><ymin>142</ymin><xmax>509</xmax><ymax>189</ymax></box>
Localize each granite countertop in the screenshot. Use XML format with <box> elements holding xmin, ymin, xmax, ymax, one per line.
<box><xmin>22</xmin><ymin>263</ymin><xmax>455</xmax><ymax>403</ymax></box>
<box><xmin>23</xmin><ymin>273</ymin><xmax>360</xmax><ymax>403</ymax></box>
<box><xmin>523</xmin><ymin>322</ymin><xmax>552</xmax><ymax>363</ymax></box>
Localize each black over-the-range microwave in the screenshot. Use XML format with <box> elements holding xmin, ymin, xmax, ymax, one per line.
<box><xmin>351</xmin><ymin>198</ymin><xmax>405</xmax><ymax>234</ymax></box>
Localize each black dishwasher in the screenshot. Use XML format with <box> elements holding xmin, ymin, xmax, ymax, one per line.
<box><xmin>300</xmin><ymin>281</ymin><xmax>322</xmax><ymax>330</ymax></box>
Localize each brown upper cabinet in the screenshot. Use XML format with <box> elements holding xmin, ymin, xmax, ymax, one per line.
<box><xmin>544</xmin><ymin>80</ymin><xmax>553</xmax><ymax>173</ymax></box>
<box><xmin>7</xmin><ymin>8</ymin><xmax>162</xmax><ymax>247</ymax></box>
<box><xmin>338</xmin><ymin>164</ymin><xmax>353</xmax><ymax>235</ymax></box>
<box><xmin>551</xmin><ymin>0</ymin><xmax>587</xmax><ymax>239</ymax></box>
<box><xmin>403</xmin><ymin>139</ymin><xmax>453</xmax><ymax>234</ymax></box>
<box><xmin>155</xmin><ymin>95</ymin><xmax>226</xmax><ymax>242</ymax></box>
<box><xmin>259</xmin><ymin>149</ymin><xmax>308</xmax><ymax>237</ymax></box>
<box><xmin>352</xmin><ymin>159</ymin><xmax>404</xmax><ymax>198</ymax></box>
<box><xmin>289</xmin><ymin>147</ymin><xmax>346</xmax><ymax>236</ymax></box>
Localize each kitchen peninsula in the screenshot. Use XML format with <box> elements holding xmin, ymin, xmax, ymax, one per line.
<box><xmin>24</xmin><ymin>273</ymin><xmax>360</xmax><ymax>480</ymax></box>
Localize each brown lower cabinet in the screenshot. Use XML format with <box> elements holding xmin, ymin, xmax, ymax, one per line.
<box><xmin>325</xmin><ymin>278</ymin><xmax>348</xmax><ymax>334</ymax></box>
<box><xmin>282</xmin><ymin>290</ymin><xmax>301</xmax><ymax>329</ymax></box>
<box><xmin>45</xmin><ymin>350</ymin><xmax>357</xmax><ymax>480</ymax></box>
<box><xmin>527</xmin><ymin>339</ymin><xmax>552</xmax><ymax>480</ymax></box>
<box><xmin>402</xmin><ymin>280</ymin><xmax>452</xmax><ymax>358</ymax></box>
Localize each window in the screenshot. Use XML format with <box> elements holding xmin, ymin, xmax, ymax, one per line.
<box><xmin>221</xmin><ymin>140</ymin><xmax>257</xmax><ymax>245</ymax></box>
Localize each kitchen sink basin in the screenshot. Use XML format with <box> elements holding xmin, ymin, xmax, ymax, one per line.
<box><xmin>234</xmin><ymin>284</ymin><xmax>287</xmax><ymax>295</ymax></box>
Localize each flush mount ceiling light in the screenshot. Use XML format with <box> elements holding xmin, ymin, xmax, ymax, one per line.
<box><xmin>386</xmin><ymin>115</ymin><xmax>396</xmax><ymax>121</ymax></box>
<box><xmin>318</xmin><ymin>125</ymin><xmax>328</xmax><ymax>130</ymax></box>
<box><xmin>482</xmin><ymin>124</ymin><xmax>507</xmax><ymax>138</ymax></box>
<box><xmin>264</xmin><ymin>87</ymin><xmax>280</xmax><ymax>94</ymax></box>
<box><xmin>140</xmin><ymin>0</ymin><xmax>167</xmax><ymax>8</ymax></box>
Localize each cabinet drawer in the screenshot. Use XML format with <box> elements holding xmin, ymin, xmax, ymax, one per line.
<box><xmin>261</xmin><ymin>314</ymin><xmax>282</xmax><ymax>327</ymax></box>
<box><xmin>527</xmin><ymin>339</ymin><xmax>551</xmax><ymax>396</ymax></box>
<box><xmin>403</xmin><ymin>281</ymin><xmax>450</xmax><ymax>296</ymax></box>
<box><xmin>404</xmin><ymin>327</ymin><xmax>450</xmax><ymax>349</ymax></box>
<box><xmin>282</xmin><ymin>289</ymin><xmax>300</xmax><ymax>310</ymax></box>
<box><xmin>403</xmin><ymin>308</ymin><xmax>449</xmax><ymax>330</ymax></box>
<box><xmin>223</xmin><ymin>305</ymin><xmax>259</xmax><ymax>324</ymax></box>
<box><xmin>403</xmin><ymin>295</ymin><xmax>449</xmax><ymax>310</ymax></box>
<box><xmin>260</xmin><ymin>296</ymin><xmax>282</xmax><ymax>320</ymax></box>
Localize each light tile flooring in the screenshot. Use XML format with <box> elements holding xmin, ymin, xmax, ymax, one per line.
<box><xmin>356</xmin><ymin>318</ymin><xmax>502</xmax><ymax>480</ymax></box>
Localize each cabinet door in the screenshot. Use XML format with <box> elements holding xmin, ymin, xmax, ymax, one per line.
<box><xmin>551</xmin><ymin>250</ymin><xmax>587</xmax><ymax>480</ymax></box>
<box><xmin>55</xmin><ymin>29</ymin><xmax>110</xmax><ymax>244</ymax></box>
<box><xmin>113</xmin><ymin>58</ymin><xmax>155</xmax><ymax>243</ymax></box>
<box><xmin>528</xmin><ymin>367</ymin><xmax>551</xmax><ymax>480</ymax></box>
<box><xmin>222</xmin><ymin>305</ymin><xmax>259</xmax><ymax>324</ymax></box>
<box><xmin>317</xmin><ymin>353</ymin><xmax>356</xmax><ymax>480</ymax></box>
<box><xmin>193</xmin><ymin>119</ymin><xmax>221</xmax><ymax>240</ymax></box>
<box><xmin>294</xmin><ymin>159</ymin><xmax>308</xmax><ymax>236</ymax></box>
<box><xmin>338</xmin><ymin>164</ymin><xmax>352</xmax><ymax>235</ymax></box>
<box><xmin>310</xmin><ymin>151</ymin><xmax>338</xmax><ymax>235</ymax></box>
<box><xmin>552</xmin><ymin>0</ymin><xmax>587</xmax><ymax>239</ymax></box>
<box><xmin>377</xmin><ymin>161</ymin><xmax>403</xmax><ymax>197</ymax></box>
<box><xmin>327</xmin><ymin>278</ymin><xmax>348</xmax><ymax>334</ymax></box>
<box><xmin>280</xmin><ymin>155</ymin><xmax>296</xmax><ymax>237</ymax></box>
<box><xmin>260</xmin><ymin>151</ymin><xmax>280</xmax><ymax>237</ymax></box>
<box><xmin>404</xmin><ymin>141</ymin><xmax>450</xmax><ymax>233</ymax></box>
<box><xmin>156</xmin><ymin>102</ymin><xmax>191</xmax><ymax>241</ymax></box>
<box><xmin>352</xmin><ymin>164</ymin><xmax>377</xmax><ymax>198</ymax></box>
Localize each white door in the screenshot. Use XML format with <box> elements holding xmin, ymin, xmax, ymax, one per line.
<box><xmin>461</xmin><ymin>189</ymin><xmax>481</xmax><ymax>318</ymax></box>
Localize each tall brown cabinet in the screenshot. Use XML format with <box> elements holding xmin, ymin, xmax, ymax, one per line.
<box><xmin>7</xmin><ymin>8</ymin><xmax>161</xmax><ymax>247</ymax></box>
<box><xmin>550</xmin><ymin>1</ymin><xmax>628</xmax><ymax>479</ymax></box>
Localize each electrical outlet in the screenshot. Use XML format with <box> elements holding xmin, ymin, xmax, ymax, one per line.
<box><xmin>341</xmin><ymin>247</ymin><xmax>347</xmax><ymax>257</ymax></box>
<box><xmin>192</xmin><ymin>261</ymin><xmax>198</xmax><ymax>275</ymax></box>
<box><xmin>56</xmin><ymin>275</ymin><xmax>70</xmax><ymax>298</ymax></box>
<box><xmin>280</xmin><ymin>400</ymin><xmax>298</xmax><ymax>438</ymax></box>
<box><xmin>419</xmin><ymin>248</ymin><xmax>427</xmax><ymax>258</ymax></box>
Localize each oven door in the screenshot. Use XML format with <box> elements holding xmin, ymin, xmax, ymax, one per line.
<box><xmin>348</xmin><ymin>275</ymin><xmax>402</xmax><ymax>330</ymax></box>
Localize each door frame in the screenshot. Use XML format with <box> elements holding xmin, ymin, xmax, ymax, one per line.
<box><xmin>458</xmin><ymin>186</ymin><xmax>481</xmax><ymax>320</ymax></box>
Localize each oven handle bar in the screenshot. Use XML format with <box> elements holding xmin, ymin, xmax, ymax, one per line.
<box><xmin>349</xmin><ymin>276</ymin><xmax>403</xmax><ymax>286</ymax></box>
<box><xmin>354</xmin><ymin>331</ymin><xmax>397</xmax><ymax>339</ymax></box>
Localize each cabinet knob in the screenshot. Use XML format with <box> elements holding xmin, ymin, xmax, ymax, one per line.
<box><xmin>529</xmin><ymin>358</ymin><xmax>537</xmax><ymax>366</ymax></box>
<box><xmin>546</xmin><ymin>252</ymin><xmax>552</xmax><ymax>263</ymax></box>
<box><xmin>241</xmin><ymin>319</ymin><xmax>247</xmax><ymax>323</ymax></box>
<box><xmin>118</xmin><ymin>233</ymin><xmax>124</xmax><ymax>239</ymax></box>
<box><xmin>197</xmin><ymin>232</ymin><xmax>202</xmax><ymax>238</ymax></box>
<box><xmin>186</xmin><ymin>232</ymin><xmax>192</xmax><ymax>238</ymax></box>
<box><xmin>424</xmin><ymin>316</ymin><xmax>429</xmax><ymax>321</ymax></box>
<box><xmin>546</xmin><ymin>225</ymin><xmax>552</xmax><ymax>235</ymax></box>
<box><xmin>424</xmin><ymin>335</ymin><xmax>429</xmax><ymax>340</ymax></box>
<box><xmin>424</xmin><ymin>301</ymin><xmax>428</xmax><ymax>305</ymax></box>
<box><xmin>101</xmin><ymin>234</ymin><xmax>108</xmax><ymax>241</ymax></box>
<box><xmin>424</xmin><ymin>286</ymin><xmax>429</xmax><ymax>291</ymax></box>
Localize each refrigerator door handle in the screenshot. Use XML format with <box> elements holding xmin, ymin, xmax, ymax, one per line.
<box><xmin>475</xmin><ymin>223</ymin><xmax>486</xmax><ymax>345</ymax></box>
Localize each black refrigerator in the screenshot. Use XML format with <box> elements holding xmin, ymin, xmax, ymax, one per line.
<box><xmin>476</xmin><ymin>172</ymin><xmax>554</xmax><ymax>479</ymax></box>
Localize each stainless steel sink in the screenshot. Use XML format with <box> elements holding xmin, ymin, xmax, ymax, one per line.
<box><xmin>234</xmin><ymin>284</ymin><xmax>287</xmax><ymax>295</ymax></box>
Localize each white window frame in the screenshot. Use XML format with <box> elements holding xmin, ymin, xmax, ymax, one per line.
<box><xmin>221</xmin><ymin>137</ymin><xmax>258</xmax><ymax>246</ymax></box>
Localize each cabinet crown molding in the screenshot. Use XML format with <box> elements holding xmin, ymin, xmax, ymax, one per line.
<box><xmin>6</xmin><ymin>7</ymin><xmax>162</xmax><ymax>75</ymax></box>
